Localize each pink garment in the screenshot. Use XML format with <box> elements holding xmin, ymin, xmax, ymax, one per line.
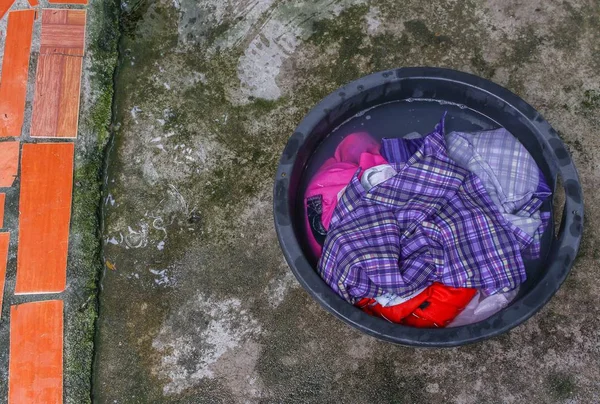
<box><xmin>304</xmin><ymin>133</ymin><xmax>387</xmax><ymax>257</ymax></box>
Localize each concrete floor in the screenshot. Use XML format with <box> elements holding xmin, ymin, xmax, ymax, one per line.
<box><xmin>94</xmin><ymin>0</ymin><xmax>600</xmax><ymax>402</ymax></box>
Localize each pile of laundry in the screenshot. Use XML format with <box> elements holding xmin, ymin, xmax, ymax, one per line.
<box><xmin>304</xmin><ymin>113</ymin><xmax>551</xmax><ymax>327</ymax></box>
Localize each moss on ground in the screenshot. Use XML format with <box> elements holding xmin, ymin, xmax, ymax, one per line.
<box><xmin>308</xmin><ymin>5</ymin><xmax>370</xmax><ymax>87</ymax></box>
<box><xmin>471</xmin><ymin>48</ymin><xmax>496</xmax><ymax>79</ymax></box>
<box><xmin>64</xmin><ymin>0</ymin><xmax>120</xmax><ymax>403</ymax></box>
<box><xmin>547</xmin><ymin>372</ymin><xmax>576</xmax><ymax>400</ymax></box>
<box><xmin>552</xmin><ymin>2</ymin><xmax>585</xmax><ymax>51</ymax></box>
<box><xmin>120</xmin><ymin>0</ymin><xmax>153</xmax><ymax>38</ymax></box>
<box><xmin>404</xmin><ymin>19</ymin><xmax>451</xmax><ymax>46</ymax></box>
<box><xmin>581</xmin><ymin>89</ymin><xmax>600</xmax><ymax>109</ymax></box>
<box><xmin>90</xmin><ymin>88</ymin><xmax>114</xmax><ymax>150</ymax></box>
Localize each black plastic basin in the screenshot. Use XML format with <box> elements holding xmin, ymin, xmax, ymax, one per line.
<box><xmin>273</xmin><ymin>67</ymin><xmax>583</xmax><ymax>347</ymax></box>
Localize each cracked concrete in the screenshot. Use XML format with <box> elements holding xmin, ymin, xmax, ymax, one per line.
<box><xmin>94</xmin><ymin>0</ymin><xmax>600</xmax><ymax>402</ymax></box>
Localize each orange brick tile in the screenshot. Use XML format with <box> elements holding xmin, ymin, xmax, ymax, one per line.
<box><xmin>0</xmin><ymin>232</ymin><xmax>9</xmax><ymax>317</ymax></box>
<box><xmin>66</xmin><ymin>9</ymin><xmax>86</xmax><ymax>25</ymax></box>
<box><xmin>0</xmin><ymin>193</ymin><xmax>5</xmax><ymax>228</ymax></box>
<box><xmin>31</xmin><ymin>9</ymin><xmax>86</xmax><ymax>138</ymax></box>
<box><xmin>15</xmin><ymin>143</ymin><xmax>74</xmax><ymax>294</ymax></box>
<box><xmin>41</xmin><ymin>8</ymin><xmax>86</xmax><ymax>26</ymax></box>
<box><xmin>0</xmin><ymin>0</ymin><xmax>15</xmax><ymax>20</ymax></box>
<box><xmin>41</xmin><ymin>7</ymin><xmax>66</xmax><ymax>24</ymax></box>
<box><xmin>39</xmin><ymin>9</ymin><xmax>86</xmax><ymax>56</ymax></box>
<box><xmin>0</xmin><ymin>10</ymin><xmax>36</xmax><ymax>137</ymax></box>
<box><xmin>30</xmin><ymin>54</ymin><xmax>62</xmax><ymax>138</ymax></box>
<box><xmin>57</xmin><ymin>56</ymin><xmax>83</xmax><ymax>137</ymax></box>
<box><xmin>9</xmin><ymin>300</ymin><xmax>63</xmax><ymax>404</ymax></box>
<box><xmin>0</xmin><ymin>141</ymin><xmax>20</xmax><ymax>187</ymax></box>
<box><xmin>40</xmin><ymin>25</ymin><xmax>86</xmax><ymax>55</ymax></box>
<box><xmin>31</xmin><ymin>53</ymin><xmax>83</xmax><ymax>138</ymax></box>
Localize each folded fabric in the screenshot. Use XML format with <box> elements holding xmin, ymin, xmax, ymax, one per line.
<box><xmin>448</xmin><ymin>288</ymin><xmax>519</xmax><ymax>327</ymax></box>
<box><xmin>357</xmin><ymin>283</ymin><xmax>477</xmax><ymax>327</ymax></box>
<box><xmin>318</xmin><ymin>114</ymin><xmax>527</xmax><ymax>303</ymax></box>
<box><xmin>304</xmin><ymin>133</ymin><xmax>387</xmax><ymax>257</ymax></box>
<box><xmin>446</xmin><ymin>129</ymin><xmax>551</xmax><ymax>257</ymax></box>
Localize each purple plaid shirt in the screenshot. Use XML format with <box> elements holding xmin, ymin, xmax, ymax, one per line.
<box><xmin>318</xmin><ymin>118</ymin><xmax>527</xmax><ymax>303</ymax></box>
<box><xmin>446</xmin><ymin>129</ymin><xmax>552</xmax><ymax>259</ymax></box>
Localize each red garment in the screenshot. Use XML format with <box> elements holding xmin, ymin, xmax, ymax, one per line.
<box><xmin>356</xmin><ymin>283</ymin><xmax>477</xmax><ymax>328</ymax></box>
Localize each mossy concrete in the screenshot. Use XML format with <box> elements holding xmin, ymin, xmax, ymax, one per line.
<box><xmin>95</xmin><ymin>0</ymin><xmax>600</xmax><ymax>402</ymax></box>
